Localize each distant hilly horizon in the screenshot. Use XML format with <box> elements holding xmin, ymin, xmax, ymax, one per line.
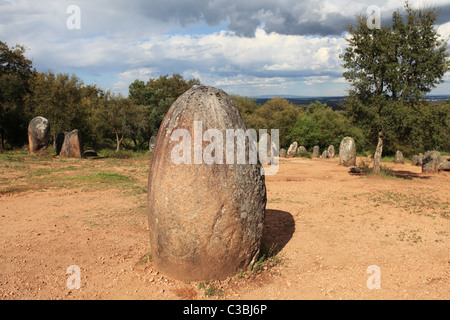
<box><xmin>251</xmin><ymin>94</ymin><xmax>450</xmax><ymax>99</ymax></box>
<box><xmin>249</xmin><ymin>94</ymin><xmax>450</xmax><ymax>109</ymax></box>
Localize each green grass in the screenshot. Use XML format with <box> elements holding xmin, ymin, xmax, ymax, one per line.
<box><xmin>0</xmin><ymin>149</ymin><xmax>149</xmax><ymax>195</ymax></box>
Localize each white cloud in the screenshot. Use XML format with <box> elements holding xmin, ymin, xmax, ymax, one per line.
<box><xmin>1</xmin><ymin>0</ymin><xmax>449</xmax><ymax>97</ymax></box>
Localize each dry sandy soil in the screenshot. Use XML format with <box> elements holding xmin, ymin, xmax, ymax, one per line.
<box><xmin>0</xmin><ymin>154</ymin><xmax>448</xmax><ymax>300</ymax></box>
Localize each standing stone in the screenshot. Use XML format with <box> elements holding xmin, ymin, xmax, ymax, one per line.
<box><xmin>279</xmin><ymin>148</ymin><xmax>286</xmax><ymax>158</ymax></box>
<box><xmin>57</xmin><ymin>130</ymin><xmax>83</xmax><ymax>158</ymax></box>
<box><xmin>327</xmin><ymin>145</ymin><xmax>335</xmax><ymax>158</ymax></box>
<box><xmin>322</xmin><ymin>150</ymin><xmax>328</xmax><ymax>159</ymax></box>
<box><xmin>298</xmin><ymin>146</ymin><xmax>307</xmax><ymax>153</ymax></box>
<box><xmin>411</xmin><ymin>155</ymin><xmax>419</xmax><ymax>166</ymax></box>
<box><xmin>147</xmin><ymin>86</ymin><xmax>266</xmax><ymax>281</ymax></box>
<box><xmin>394</xmin><ymin>150</ymin><xmax>404</xmax><ymax>164</ymax></box>
<box><xmin>422</xmin><ymin>151</ymin><xmax>441</xmax><ymax>173</ymax></box>
<box><xmin>339</xmin><ymin>137</ymin><xmax>356</xmax><ymax>167</ymax></box>
<box><xmin>258</xmin><ymin>133</ymin><xmax>272</xmax><ymax>156</ymax></box>
<box><xmin>418</xmin><ymin>153</ymin><xmax>424</xmax><ymax>165</ymax></box>
<box><xmin>287</xmin><ymin>142</ymin><xmax>298</xmax><ymax>156</ymax></box>
<box><xmin>149</xmin><ymin>135</ymin><xmax>157</xmax><ymax>152</ymax></box>
<box><xmin>313</xmin><ymin>145</ymin><xmax>320</xmax><ymax>158</ymax></box>
<box><xmin>28</xmin><ymin>116</ymin><xmax>50</xmax><ymax>155</ymax></box>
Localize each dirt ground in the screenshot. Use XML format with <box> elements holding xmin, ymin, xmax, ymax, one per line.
<box><xmin>0</xmin><ymin>155</ymin><xmax>448</xmax><ymax>300</ymax></box>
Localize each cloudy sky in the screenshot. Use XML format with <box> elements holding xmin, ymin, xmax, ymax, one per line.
<box><xmin>1</xmin><ymin>0</ymin><xmax>450</xmax><ymax>97</ymax></box>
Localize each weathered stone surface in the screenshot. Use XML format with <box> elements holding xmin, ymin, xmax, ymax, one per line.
<box><xmin>57</xmin><ymin>130</ymin><xmax>83</xmax><ymax>158</ymax></box>
<box><xmin>418</xmin><ymin>153</ymin><xmax>424</xmax><ymax>165</ymax></box>
<box><xmin>28</xmin><ymin>116</ymin><xmax>50</xmax><ymax>155</ymax></box>
<box><xmin>322</xmin><ymin>150</ymin><xmax>328</xmax><ymax>159</ymax></box>
<box><xmin>327</xmin><ymin>145</ymin><xmax>335</xmax><ymax>158</ymax></box>
<box><xmin>438</xmin><ymin>161</ymin><xmax>450</xmax><ymax>171</ymax></box>
<box><xmin>258</xmin><ymin>133</ymin><xmax>273</xmax><ymax>157</ymax></box>
<box><xmin>147</xmin><ymin>86</ymin><xmax>267</xmax><ymax>281</ymax></box>
<box><xmin>279</xmin><ymin>148</ymin><xmax>286</xmax><ymax>158</ymax></box>
<box><xmin>394</xmin><ymin>150</ymin><xmax>404</xmax><ymax>163</ymax></box>
<box><xmin>149</xmin><ymin>135</ymin><xmax>157</xmax><ymax>152</ymax></box>
<box><xmin>287</xmin><ymin>142</ymin><xmax>298</xmax><ymax>156</ymax></box>
<box><xmin>422</xmin><ymin>151</ymin><xmax>441</xmax><ymax>173</ymax></box>
<box><xmin>298</xmin><ymin>146</ymin><xmax>307</xmax><ymax>153</ymax></box>
<box><xmin>313</xmin><ymin>145</ymin><xmax>320</xmax><ymax>158</ymax></box>
<box><xmin>339</xmin><ymin>137</ymin><xmax>356</xmax><ymax>167</ymax></box>
<box><xmin>411</xmin><ymin>155</ymin><xmax>419</xmax><ymax>166</ymax></box>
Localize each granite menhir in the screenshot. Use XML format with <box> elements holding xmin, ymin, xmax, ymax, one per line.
<box><xmin>147</xmin><ymin>86</ymin><xmax>267</xmax><ymax>281</ymax></box>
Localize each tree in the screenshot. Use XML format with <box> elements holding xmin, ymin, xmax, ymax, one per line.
<box><xmin>288</xmin><ymin>101</ymin><xmax>366</xmax><ymax>152</ymax></box>
<box><xmin>341</xmin><ymin>2</ymin><xmax>449</xmax><ymax>172</ymax></box>
<box><xmin>234</xmin><ymin>97</ymin><xmax>301</xmax><ymax>148</ymax></box>
<box><xmin>25</xmin><ymin>72</ymin><xmax>85</xmax><ymax>146</ymax></box>
<box><xmin>94</xmin><ymin>92</ymin><xmax>147</xmax><ymax>152</ymax></box>
<box><xmin>128</xmin><ymin>73</ymin><xmax>201</xmax><ymax>144</ymax></box>
<box><xmin>0</xmin><ymin>41</ymin><xmax>35</xmax><ymax>150</ymax></box>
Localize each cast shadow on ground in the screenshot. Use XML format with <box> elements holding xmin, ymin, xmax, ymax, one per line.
<box><xmin>348</xmin><ymin>169</ymin><xmax>432</xmax><ymax>180</ymax></box>
<box><xmin>393</xmin><ymin>170</ymin><xmax>432</xmax><ymax>180</ymax></box>
<box><xmin>261</xmin><ymin>209</ymin><xmax>295</xmax><ymax>255</ymax></box>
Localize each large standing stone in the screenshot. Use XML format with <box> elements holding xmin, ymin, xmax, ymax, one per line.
<box><xmin>287</xmin><ymin>142</ymin><xmax>298</xmax><ymax>156</ymax></box>
<box><xmin>322</xmin><ymin>150</ymin><xmax>328</xmax><ymax>159</ymax></box>
<box><xmin>57</xmin><ymin>130</ymin><xmax>83</xmax><ymax>158</ymax></box>
<box><xmin>313</xmin><ymin>145</ymin><xmax>320</xmax><ymax>158</ymax></box>
<box><xmin>394</xmin><ymin>150</ymin><xmax>404</xmax><ymax>164</ymax></box>
<box><xmin>147</xmin><ymin>86</ymin><xmax>267</xmax><ymax>281</ymax></box>
<box><xmin>411</xmin><ymin>155</ymin><xmax>419</xmax><ymax>166</ymax></box>
<box><xmin>327</xmin><ymin>145</ymin><xmax>335</xmax><ymax>158</ymax></box>
<box><xmin>28</xmin><ymin>116</ymin><xmax>50</xmax><ymax>155</ymax></box>
<box><xmin>339</xmin><ymin>137</ymin><xmax>356</xmax><ymax>167</ymax></box>
<box><xmin>422</xmin><ymin>151</ymin><xmax>441</xmax><ymax>173</ymax></box>
<box><xmin>279</xmin><ymin>148</ymin><xmax>286</xmax><ymax>158</ymax></box>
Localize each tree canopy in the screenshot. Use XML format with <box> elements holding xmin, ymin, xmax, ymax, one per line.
<box><xmin>341</xmin><ymin>2</ymin><xmax>450</xmax><ymax>161</ymax></box>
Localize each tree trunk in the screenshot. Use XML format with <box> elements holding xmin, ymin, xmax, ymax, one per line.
<box><xmin>115</xmin><ymin>132</ymin><xmax>124</xmax><ymax>152</ymax></box>
<box><xmin>373</xmin><ymin>131</ymin><xmax>383</xmax><ymax>174</ymax></box>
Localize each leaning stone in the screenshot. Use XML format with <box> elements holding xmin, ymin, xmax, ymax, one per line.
<box><xmin>339</xmin><ymin>137</ymin><xmax>356</xmax><ymax>167</ymax></box>
<box><xmin>147</xmin><ymin>86</ymin><xmax>266</xmax><ymax>281</ymax></box>
<box><xmin>58</xmin><ymin>130</ymin><xmax>83</xmax><ymax>158</ymax></box>
<box><xmin>313</xmin><ymin>145</ymin><xmax>320</xmax><ymax>158</ymax></box>
<box><xmin>422</xmin><ymin>151</ymin><xmax>441</xmax><ymax>173</ymax></box>
<box><xmin>394</xmin><ymin>150</ymin><xmax>404</xmax><ymax>164</ymax></box>
<box><xmin>28</xmin><ymin>116</ymin><xmax>50</xmax><ymax>155</ymax></box>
